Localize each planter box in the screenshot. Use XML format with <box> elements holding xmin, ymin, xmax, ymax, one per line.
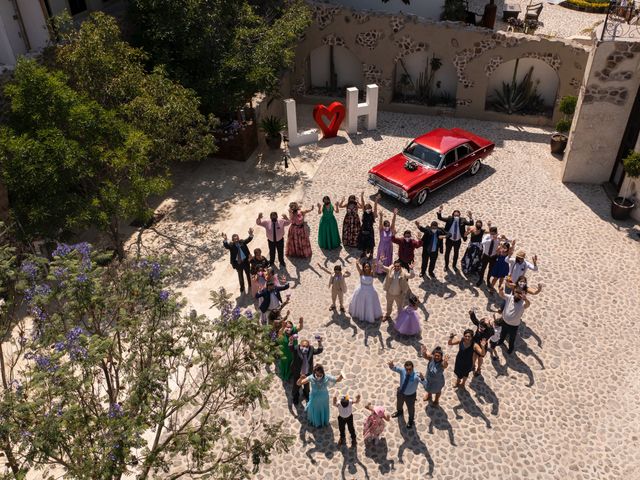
<box><xmin>212</xmin><ymin>121</ymin><xmax>258</xmax><ymax>162</ymax></box>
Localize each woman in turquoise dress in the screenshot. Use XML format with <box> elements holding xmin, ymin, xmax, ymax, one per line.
<box><xmin>317</xmin><ymin>196</ymin><xmax>341</xmax><ymax>250</ymax></box>
<box><xmin>297</xmin><ymin>364</ymin><xmax>344</xmax><ymax>427</ymax></box>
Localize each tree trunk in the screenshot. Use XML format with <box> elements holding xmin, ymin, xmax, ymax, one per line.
<box><xmin>109</xmin><ymin>220</ymin><xmax>125</xmax><ymax>260</ymax></box>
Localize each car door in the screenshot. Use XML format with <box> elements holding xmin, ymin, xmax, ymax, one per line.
<box><xmin>433</xmin><ymin>149</ymin><xmax>458</xmax><ymax>188</ymax></box>
<box><xmin>454</xmin><ymin>143</ymin><xmax>475</xmax><ymax>174</ymax></box>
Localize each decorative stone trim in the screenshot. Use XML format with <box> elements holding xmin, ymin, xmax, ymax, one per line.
<box><xmin>322</xmin><ymin>33</ymin><xmax>345</xmax><ymax>47</ymax></box>
<box><xmin>522</xmin><ymin>52</ymin><xmax>562</xmax><ymax>71</ymax></box>
<box><xmin>352</xmin><ymin>11</ymin><xmax>370</xmax><ymax>24</ymax></box>
<box><xmin>583</xmin><ymin>85</ymin><xmax>628</xmax><ymax>105</ymax></box>
<box><xmin>294</xmin><ymin>77</ymin><xmax>306</xmax><ymax>95</ymax></box>
<box><xmin>569</xmin><ymin>77</ymin><xmax>581</xmax><ymax>90</ymax></box>
<box><xmin>390</xmin><ymin>15</ymin><xmax>406</xmax><ymax>33</ymax></box>
<box><xmin>393</xmin><ymin>35</ymin><xmax>428</xmax><ymax>63</ymax></box>
<box><xmin>311</xmin><ymin>3</ymin><xmax>341</xmax><ymax>30</ymax></box>
<box><xmin>457</xmin><ymin>98</ymin><xmax>473</xmax><ymax>106</ymax></box>
<box><xmin>355</xmin><ymin>30</ymin><xmax>385</xmax><ymax>50</ymax></box>
<box><xmin>362</xmin><ymin>64</ymin><xmax>392</xmax><ymax>87</ymax></box>
<box><xmin>484</xmin><ymin>56</ymin><xmax>503</xmax><ymax>77</ymax></box>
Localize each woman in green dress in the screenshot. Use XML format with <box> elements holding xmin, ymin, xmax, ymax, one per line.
<box><xmin>277</xmin><ymin>317</ymin><xmax>303</xmax><ymax>381</ymax></box>
<box><xmin>317</xmin><ymin>196</ymin><xmax>341</xmax><ymax>250</ymax></box>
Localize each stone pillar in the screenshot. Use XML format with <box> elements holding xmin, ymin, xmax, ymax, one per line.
<box><xmin>563</xmin><ymin>39</ymin><xmax>640</xmax><ymax>183</ymax></box>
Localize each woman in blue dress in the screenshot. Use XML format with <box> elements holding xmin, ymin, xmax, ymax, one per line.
<box><xmin>296</xmin><ymin>364</ymin><xmax>344</xmax><ymax>427</ymax></box>
<box><xmin>420</xmin><ymin>345</ymin><xmax>449</xmax><ymax>407</ymax></box>
<box><xmin>489</xmin><ymin>240</ymin><xmax>515</xmax><ymax>291</ymax></box>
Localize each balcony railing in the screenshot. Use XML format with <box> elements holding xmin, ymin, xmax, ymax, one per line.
<box><xmin>601</xmin><ymin>1</ymin><xmax>640</xmax><ymax>40</ymax></box>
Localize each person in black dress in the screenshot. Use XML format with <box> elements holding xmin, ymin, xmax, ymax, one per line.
<box><xmin>468</xmin><ymin>309</ymin><xmax>495</xmax><ymax>376</ymax></box>
<box><xmin>358</xmin><ymin>193</ymin><xmax>380</xmax><ymax>253</ymax></box>
<box><xmin>448</xmin><ymin>329</ymin><xmax>486</xmax><ymax>389</ymax></box>
<box><xmin>461</xmin><ymin>219</ymin><xmax>487</xmax><ymax>276</ymax></box>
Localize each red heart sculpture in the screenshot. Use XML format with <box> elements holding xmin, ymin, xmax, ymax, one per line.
<box><xmin>313</xmin><ymin>102</ymin><xmax>346</xmax><ymax>138</ymax></box>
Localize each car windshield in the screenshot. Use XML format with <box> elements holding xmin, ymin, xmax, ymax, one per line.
<box><xmin>403</xmin><ymin>142</ymin><xmax>441</xmax><ymax>168</ymax></box>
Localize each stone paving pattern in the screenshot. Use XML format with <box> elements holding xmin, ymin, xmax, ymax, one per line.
<box><xmin>468</xmin><ymin>0</ymin><xmax>605</xmax><ymax>39</ymax></box>
<box><xmin>251</xmin><ymin>114</ymin><xmax>640</xmax><ymax>480</ymax></box>
<box><xmin>142</xmin><ymin>110</ymin><xmax>640</xmax><ymax>479</ymax></box>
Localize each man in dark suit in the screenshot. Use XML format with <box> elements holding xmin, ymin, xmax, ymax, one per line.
<box><xmin>290</xmin><ymin>336</ymin><xmax>323</xmax><ymax>404</ymax></box>
<box><xmin>415</xmin><ymin>220</ymin><xmax>447</xmax><ymax>278</ymax></box>
<box><xmin>437</xmin><ymin>205</ymin><xmax>473</xmax><ymax>270</ymax></box>
<box><xmin>255</xmin><ymin>280</ymin><xmax>290</xmax><ymax>316</ymax></box>
<box><xmin>222</xmin><ymin>229</ymin><xmax>253</xmax><ymax>294</ymax></box>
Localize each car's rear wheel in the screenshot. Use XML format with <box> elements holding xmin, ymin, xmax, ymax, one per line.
<box><xmin>469</xmin><ymin>159</ymin><xmax>481</xmax><ymax>175</ymax></box>
<box><xmin>413</xmin><ymin>189</ymin><xmax>429</xmax><ymax>206</ymax></box>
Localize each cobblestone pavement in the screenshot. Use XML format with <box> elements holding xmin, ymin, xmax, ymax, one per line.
<box><xmin>250</xmin><ymin>113</ymin><xmax>640</xmax><ymax>480</ymax></box>
<box><xmin>145</xmin><ymin>110</ymin><xmax>640</xmax><ymax>479</ymax></box>
<box><xmin>468</xmin><ymin>0</ymin><xmax>605</xmax><ymax>39</ymax></box>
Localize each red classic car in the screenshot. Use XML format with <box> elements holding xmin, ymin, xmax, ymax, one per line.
<box><xmin>368</xmin><ymin>128</ymin><xmax>495</xmax><ymax>206</ymax></box>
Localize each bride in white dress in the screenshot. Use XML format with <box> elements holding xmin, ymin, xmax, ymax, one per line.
<box><xmin>348</xmin><ymin>261</ymin><xmax>383</xmax><ymax>323</ymax></box>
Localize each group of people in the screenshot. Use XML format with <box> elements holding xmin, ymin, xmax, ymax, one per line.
<box><xmin>222</xmin><ymin>198</ymin><xmax>543</xmax><ymax>446</ymax></box>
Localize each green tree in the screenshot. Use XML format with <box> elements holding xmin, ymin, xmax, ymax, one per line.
<box><xmin>0</xmin><ymin>242</ymin><xmax>292</xmax><ymax>479</ymax></box>
<box><xmin>53</xmin><ymin>12</ymin><xmax>217</xmax><ymax>168</ymax></box>
<box><xmin>128</xmin><ymin>0</ymin><xmax>311</xmax><ymax>115</ymax></box>
<box><xmin>0</xmin><ymin>59</ymin><xmax>169</xmax><ymax>256</ymax></box>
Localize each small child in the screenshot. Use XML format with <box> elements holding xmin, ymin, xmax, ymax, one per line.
<box><xmin>363</xmin><ymin>402</ymin><xmax>390</xmax><ymax>445</ymax></box>
<box><xmin>333</xmin><ymin>393</ymin><xmax>360</xmax><ymax>447</ymax></box>
<box><xmin>488</xmin><ymin>314</ymin><xmax>505</xmax><ymax>359</ymax></box>
<box><xmin>328</xmin><ymin>265</ymin><xmax>350</xmax><ymax>312</ymax></box>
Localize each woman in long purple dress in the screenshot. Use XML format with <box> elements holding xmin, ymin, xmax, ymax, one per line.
<box><xmin>393</xmin><ymin>294</ymin><xmax>421</xmax><ymax>336</ymax></box>
<box><xmin>376</xmin><ymin>208</ymin><xmax>397</xmax><ymax>274</ymax></box>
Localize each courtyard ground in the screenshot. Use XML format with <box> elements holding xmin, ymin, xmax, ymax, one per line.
<box><xmin>135</xmin><ymin>108</ymin><xmax>640</xmax><ymax>480</ymax></box>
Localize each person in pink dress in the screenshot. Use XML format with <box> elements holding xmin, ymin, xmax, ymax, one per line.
<box><xmin>286</xmin><ymin>202</ymin><xmax>313</xmax><ymax>258</ymax></box>
<box><xmin>376</xmin><ymin>208</ymin><xmax>397</xmax><ymax>274</ymax></box>
<box><xmin>363</xmin><ymin>403</ymin><xmax>390</xmax><ymax>445</ymax></box>
<box><xmin>393</xmin><ymin>294</ymin><xmax>422</xmax><ymax>336</ymax></box>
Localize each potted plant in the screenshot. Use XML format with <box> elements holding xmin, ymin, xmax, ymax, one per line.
<box><xmin>550</xmin><ymin>95</ymin><xmax>577</xmax><ymax>154</ymax></box>
<box><xmin>611</xmin><ymin>150</ymin><xmax>640</xmax><ymax>220</ymax></box>
<box><xmin>259</xmin><ymin>116</ymin><xmax>286</xmax><ymax>149</ymax></box>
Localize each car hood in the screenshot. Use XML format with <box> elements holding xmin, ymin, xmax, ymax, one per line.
<box><xmin>369</xmin><ymin>153</ymin><xmax>437</xmax><ymax>191</ymax></box>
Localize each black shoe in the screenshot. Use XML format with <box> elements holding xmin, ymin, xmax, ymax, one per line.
<box><xmin>444</xmin><ymin>265</ymin><xmax>449</xmax><ymax>271</ymax></box>
<box><xmin>293</xmin><ymin>398</ymin><xmax>299</xmax><ymax>405</ymax></box>
<box><xmin>406</xmin><ymin>421</ymin><xmax>414</xmax><ymax>429</ymax></box>
<box><xmin>429</xmin><ymin>272</ymin><xmax>435</xmax><ymax>278</ymax></box>
<box><xmin>475</xmin><ymin>279</ymin><xmax>483</xmax><ymax>286</ymax></box>
<box><xmin>280</xmin><ymin>262</ymin><xmax>286</xmax><ymax>269</ymax></box>
<box><xmin>419</xmin><ymin>273</ymin><xmax>424</xmax><ymax>278</ymax></box>
<box><xmin>240</xmin><ymin>288</ymin><xmax>246</xmax><ymax>294</ymax></box>
<box><xmin>391</xmin><ymin>411</ymin><xmax>401</xmax><ymax>418</ymax></box>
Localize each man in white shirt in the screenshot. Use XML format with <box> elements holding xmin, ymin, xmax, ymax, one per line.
<box><xmin>495</xmin><ymin>286</ymin><xmax>530</xmax><ymax>354</ymax></box>
<box><xmin>507</xmin><ymin>250</ymin><xmax>538</xmax><ymax>291</ymax></box>
<box><xmin>477</xmin><ymin>226</ymin><xmax>499</xmax><ymax>286</ymax></box>
<box><xmin>333</xmin><ymin>393</ymin><xmax>361</xmax><ymax>446</ymax></box>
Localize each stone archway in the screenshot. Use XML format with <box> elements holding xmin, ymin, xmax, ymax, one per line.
<box><xmin>485</xmin><ymin>57</ymin><xmax>560</xmax><ymax>117</ymax></box>
<box><xmin>393</xmin><ymin>50</ymin><xmax>457</xmax><ymax>106</ymax></box>
<box><xmin>308</xmin><ymin>44</ymin><xmax>364</xmax><ymax>96</ymax></box>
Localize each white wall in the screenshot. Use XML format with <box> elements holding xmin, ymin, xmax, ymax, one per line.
<box><xmin>0</xmin><ymin>0</ymin><xmax>27</xmax><ymax>60</ymax></box>
<box><xmin>395</xmin><ymin>51</ymin><xmax>457</xmax><ymax>98</ymax></box>
<box><xmin>487</xmin><ymin>58</ymin><xmax>559</xmax><ymax>107</ymax></box>
<box><xmin>328</xmin><ymin>0</ymin><xmax>445</xmax><ymax>20</ymax></box>
<box><xmin>310</xmin><ymin>45</ymin><xmax>364</xmax><ymax>89</ymax></box>
<box><xmin>16</xmin><ymin>0</ymin><xmax>50</xmax><ymax>51</ymax></box>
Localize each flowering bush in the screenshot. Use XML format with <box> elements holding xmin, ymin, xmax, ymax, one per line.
<box><xmin>0</xmin><ymin>236</ymin><xmax>292</xmax><ymax>479</ymax></box>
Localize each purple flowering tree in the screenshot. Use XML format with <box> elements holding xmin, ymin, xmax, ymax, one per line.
<box><xmin>0</xmin><ymin>239</ymin><xmax>292</xmax><ymax>479</ymax></box>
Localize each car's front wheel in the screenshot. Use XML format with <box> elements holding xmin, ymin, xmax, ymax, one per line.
<box><xmin>469</xmin><ymin>159</ymin><xmax>481</xmax><ymax>175</ymax></box>
<box><xmin>413</xmin><ymin>188</ymin><xmax>429</xmax><ymax>206</ymax></box>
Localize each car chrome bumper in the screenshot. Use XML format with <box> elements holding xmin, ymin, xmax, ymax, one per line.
<box><xmin>368</xmin><ymin>178</ymin><xmax>410</xmax><ymax>204</ymax></box>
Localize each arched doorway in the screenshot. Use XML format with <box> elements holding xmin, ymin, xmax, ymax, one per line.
<box><xmin>485</xmin><ymin>58</ymin><xmax>559</xmax><ymax>117</ymax></box>
<box><xmin>308</xmin><ymin>45</ymin><xmax>364</xmax><ymax>96</ymax></box>
<box><xmin>393</xmin><ymin>51</ymin><xmax>457</xmax><ymax>107</ymax></box>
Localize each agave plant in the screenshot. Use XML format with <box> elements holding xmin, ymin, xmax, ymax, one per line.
<box><xmin>488</xmin><ymin>60</ymin><xmax>544</xmax><ymax>115</ymax></box>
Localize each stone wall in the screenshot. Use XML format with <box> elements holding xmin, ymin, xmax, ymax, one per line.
<box><xmin>291</xmin><ymin>1</ymin><xmax>589</xmax><ymax>126</ymax></box>
<box><xmin>562</xmin><ymin>40</ymin><xmax>640</xmax><ymax>184</ymax></box>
